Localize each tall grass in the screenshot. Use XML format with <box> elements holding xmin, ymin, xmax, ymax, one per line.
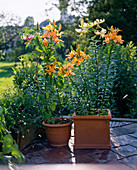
<box><xmin>0</xmin><ymin>61</ymin><xmax>16</xmax><ymax>93</ymax></box>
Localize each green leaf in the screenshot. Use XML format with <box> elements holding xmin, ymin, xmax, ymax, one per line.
<box><xmin>51</xmin><ymin>118</ymin><xmax>55</xmax><ymax>124</ymax></box>
<box><xmin>0</xmin><ymin>152</ymin><xmax>4</xmax><ymax>160</ymax></box>
<box><xmin>46</xmin><ymin>92</ymin><xmax>49</xmax><ymax>98</ymax></box>
<box><xmin>70</xmin><ymin>45</ymin><xmax>73</xmax><ymax>51</ymax></box>
<box><xmin>35</xmin><ymin>47</ymin><xmax>43</xmax><ymax>53</ymax></box>
<box><xmin>40</xmin><ymin>56</ymin><xmax>44</xmax><ymax>60</ymax></box>
<box><xmin>45</xmin><ymin>112</ymin><xmax>51</xmax><ymax>122</ymax></box>
<box><xmin>40</xmin><ymin>56</ymin><xmax>48</xmax><ymax>62</ymax></box>
<box><xmin>50</xmin><ymin>102</ymin><xmax>56</xmax><ymax>111</ymax></box>
<box><xmin>2</xmin><ymin>134</ymin><xmax>13</xmax><ymax>154</ymax></box>
<box><xmin>29</xmin><ymin>54</ymin><xmax>33</xmax><ymax>61</ymax></box>
<box><xmin>49</xmin><ymin>56</ymin><xmax>56</xmax><ymax>62</ymax></box>
<box><xmin>57</xmin><ymin>75</ymin><xmax>64</xmax><ymax>89</ymax></box>
<box><xmin>11</xmin><ymin>146</ymin><xmax>25</xmax><ymax>164</ymax></box>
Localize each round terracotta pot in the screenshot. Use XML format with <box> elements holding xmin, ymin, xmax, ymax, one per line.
<box><xmin>42</xmin><ymin>119</ymin><xmax>72</xmax><ymax>147</ymax></box>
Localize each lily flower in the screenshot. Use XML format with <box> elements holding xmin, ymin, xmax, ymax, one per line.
<box><xmin>94</xmin><ymin>28</ymin><xmax>107</xmax><ymax>38</ymax></box>
<box><xmin>21</xmin><ymin>34</ymin><xmax>27</xmax><ymax>40</ymax></box>
<box><xmin>57</xmin><ymin>67</ymin><xmax>64</xmax><ymax>76</ymax></box>
<box><xmin>44</xmin><ymin>60</ymin><xmax>57</xmax><ymax>75</ymax></box>
<box><xmin>43</xmin><ymin>39</ymin><xmax>49</xmax><ymax>46</ymax></box>
<box><xmin>42</xmin><ymin>23</ymin><xmax>54</xmax><ymax>32</ymax></box>
<box><xmin>72</xmin><ymin>57</ymin><xmax>81</xmax><ymax>66</ymax></box>
<box><xmin>103</xmin><ymin>26</ymin><xmax>124</xmax><ymax>44</ymax></box>
<box><xmin>66</xmin><ymin>50</ymin><xmax>76</xmax><ymax>59</ymax></box>
<box><xmin>64</xmin><ymin>68</ymin><xmax>75</xmax><ymax>77</ymax></box>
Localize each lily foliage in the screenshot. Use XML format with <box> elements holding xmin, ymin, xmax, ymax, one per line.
<box><xmin>21</xmin><ymin>19</ymin><xmax>125</xmax><ymax>119</ymax></box>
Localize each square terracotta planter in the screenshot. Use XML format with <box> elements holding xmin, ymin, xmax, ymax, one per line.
<box><xmin>72</xmin><ymin>109</ymin><xmax>111</xmax><ymax>149</ymax></box>
<box><xmin>16</xmin><ymin>126</ymin><xmax>44</xmax><ymax>151</ymax></box>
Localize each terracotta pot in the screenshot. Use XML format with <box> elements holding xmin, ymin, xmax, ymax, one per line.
<box><xmin>72</xmin><ymin>109</ymin><xmax>111</xmax><ymax>149</ymax></box>
<box><xmin>42</xmin><ymin>118</ymin><xmax>72</xmax><ymax>147</ymax></box>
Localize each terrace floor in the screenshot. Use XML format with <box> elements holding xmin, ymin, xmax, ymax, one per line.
<box><xmin>3</xmin><ymin>120</ymin><xmax>137</xmax><ymax>170</ymax></box>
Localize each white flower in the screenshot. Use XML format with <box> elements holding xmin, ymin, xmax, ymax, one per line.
<box><xmin>94</xmin><ymin>28</ymin><xmax>107</xmax><ymax>38</ymax></box>
<box><xmin>100</xmin><ymin>28</ymin><xmax>107</xmax><ymax>38</ymax></box>
<box><xmin>75</xmin><ymin>29</ymin><xmax>82</xmax><ymax>33</ymax></box>
<box><xmin>76</xmin><ymin>28</ymin><xmax>88</xmax><ymax>34</ymax></box>
<box><xmin>89</xmin><ymin>22</ymin><xmax>95</xmax><ymax>28</ymax></box>
<box><xmin>82</xmin><ymin>23</ymin><xmax>90</xmax><ymax>28</ymax></box>
<box><xmin>94</xmin><ymin>19</ymin><xmax>105</xmax><ymax>26</ymax></box>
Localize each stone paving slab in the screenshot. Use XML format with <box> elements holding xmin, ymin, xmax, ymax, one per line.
<box><xmin>111</xmin><ymin>135</ymin><xmax>137</xmax><ymax>147</ymax></box>
<box><xmin>110</xmin><ymin>127</ymin><xmax>135</xmax><ymax>136</ymax></box>
<box><xmin>74</xmin><ymin>149</ymin><xmax>120</xmax><ymax>164</ymax></box>
<box><xmin>119</xmin><ymin>155</ymin><xmax>137</xmax><ymax>170</ymax></box>
<box><xmin>110</xmin><ymin>121</ymin><xmax>132</xmax><ymax>128</ymax></box>
<box><xmin>129</xmin><ymin>142</ymin><xmax>137</xmax><ymax>148</ymax></box>
<box><xmin>129</xmin><ymin>131</ymin><xmax>137</xmax><ymax>139</ymax></box>
<box><xmin>123</xmin><ymin>123</ymin><xmax>137</xmax><ymax>131</ymax></box>
<box><xmin>111</xmin><ymin>144</ymin><xmax>137</xmax><ymax>157</ymax></box>
<box><xmin>40</xmin><ymin>147</ymin><xmax>73</xmax><ymax>163</ymax></box>
<box><xmin>25</xmin><ymin>152</ymin><xmax>49</xmax><ymax>164</ymax></box>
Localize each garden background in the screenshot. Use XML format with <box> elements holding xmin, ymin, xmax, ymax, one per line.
<box><xmin>0</xmin><ymin>0</ymin><xmax>137</xmax><ymax>164</ymax></box>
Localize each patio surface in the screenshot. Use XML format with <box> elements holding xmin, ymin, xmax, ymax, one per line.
<box><xmin>6</xmin><ymin>120</ymin><xmax>137</xmax><ymax>169</ymax></box>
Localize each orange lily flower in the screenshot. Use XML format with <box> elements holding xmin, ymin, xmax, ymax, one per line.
<box><xmin>116</xmin><ymin>35</ymin><xmax>124</xmax><ymax>44</ymax></box>
<box><xmin>45</xmin><ymin>60</ymin><xmax>57</xmax><ymax>75</ymax></box>
<box><xmin>78</xmin><ymin>57</ymin><xmax>83</xmax><ymax>63</ymax></box>
<box><xmin>52</xmin><ymin>35</ymin><xmax>61</xmax><ymax>44</ymax></box>
<box><xmin>72</xmin><ymin>57</ymin><xmax>81</xmax><ymax>66</ymax></box>
<box><xmin>103</xmin><ymin>26</ymin><xmax>124</xmax><ymax>44</ymax></box>
<box><xmin>66</xmin><ymin>50</ymin><xmax>76</xmax><ymax>60</ymax></box>
<box><xmin>57</xmin><ymin>31</ymin><xmax>64</xmax><ymax>38</ymax></box>
<box><xmin>64</xmin><ymin>68</ymin><xmax>75</xmax><ymax>77</ymax></box>
<box><xmin>57</xmin><ymin>67</ymin><xmax>64</xmax><ymax>76</ymax></box>
<box><xmin>80</xmin><ymin>51</ymin><xmax>89</xmax><ymax>59</ymax></box>
<box><xmin>63</xmin><ymin>63</ymin><xmax>74</xmax><ymax>70</ymax></box>
<box><xmin>43</xmin><ymin>39</ymin><xmax>49</xmax><ymax>46</ymax></box>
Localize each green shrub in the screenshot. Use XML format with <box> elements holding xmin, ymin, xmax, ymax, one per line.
<box><xmin>0</xmin><ymin>87</ymin><xmax>42</xmax><ymax>135</ymax></box>
<box><xmin>0</xmin><ymin>107</ymin><xmax>25</xmax><ymax>164</ymax></box>
<box><xmin>113</xmin><ymin>42</ymin><xmax>137</xmax><ymax>118</ymax></box>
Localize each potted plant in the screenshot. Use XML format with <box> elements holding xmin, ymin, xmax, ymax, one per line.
<box><xmin>65</xmin><ymin>19</ymin><xmax>124</xmax><ymax>149</ymax></box>
<box><xmin>0</xmin><ymin>86</ymin><xmax>44</xmax><ymax>150</ymax></box>
<box><xmin>21</xmin><ymin>20</ymin><xmax>72</xmax><ymax>147</ymax></box>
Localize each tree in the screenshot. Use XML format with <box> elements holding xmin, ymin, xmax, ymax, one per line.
<box><xmin>24</xmin><ymin>16</ymin><xmax>34</xmax><ymax>27</ymax></box>
<box><xmin>87</xmin><ymin>0</ymin><xmax>137</xmax><ymax>45</ymax></box>
<box><xmin>0</xmin><ymin>12</ymin><xmax>22</xmax><ymax>60</ymax></box>
<box><xmin>0</xmin><ymin>13</ymin><xmax>34</xmax><ymax>61</ymax></box>
<box><xmin>67</xmin><ymin>0</ymin><xmax>137</xmax><ymax>45</ymax></box>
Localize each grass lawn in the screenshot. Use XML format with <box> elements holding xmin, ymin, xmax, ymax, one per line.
<box><xmin>0</xmin><ymin>61</ymin><xmax>17</xmax><ymax>93</ymax></box>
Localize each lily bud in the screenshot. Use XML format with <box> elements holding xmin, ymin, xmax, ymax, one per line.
<box><xmin>53</xmin><ymin>20</ymin><xmax>56</xmax><ymax>26</ymax></box>
<box><xmin>77</xmin><ymin>44</ymin><xmax>80</xmax><ymax>56</ymax></box>
<box><xmin>81</xmin><ymin>18</ymin><xmax>84</xmax><ymax>27</ymax></box>
<box><xmin>37</xmin><ymin>22</ymin><xmax>40</xmax><ymax>31</ymax></box>
<box><xmin>59</xmin><ymin>24</ymin><xmax>62</xmax><ymax>31</ymax></box>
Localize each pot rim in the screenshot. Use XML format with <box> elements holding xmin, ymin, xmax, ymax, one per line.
<box><xmin>72</xmin><ymin>109</ymin><xmax>111</xmax><ymax>120</ymax></box>
<box><xmin>42</xmin><ymin>118</ymin><xmax>72</xmax><ymax>128</ymax></box>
